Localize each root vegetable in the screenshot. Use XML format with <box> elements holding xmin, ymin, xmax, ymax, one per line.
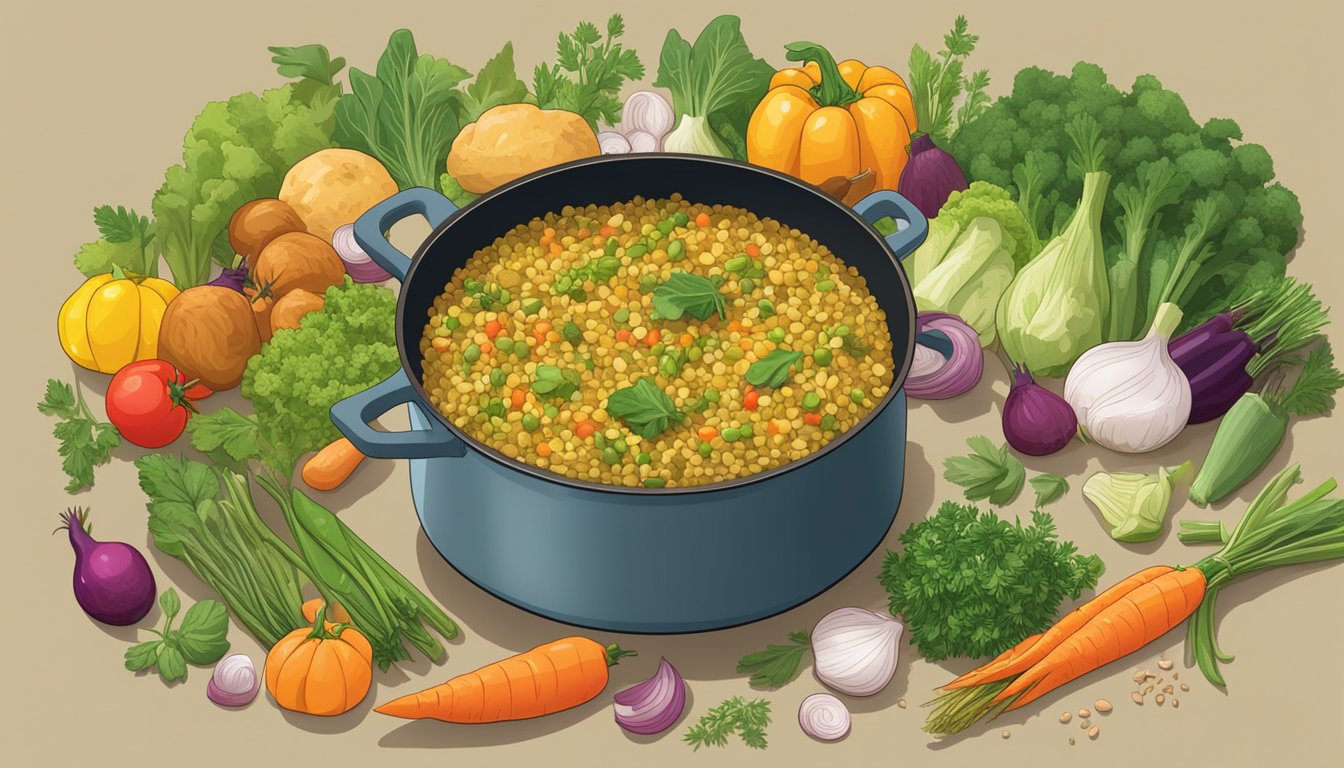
<box><xmin>301</xmin><ymin>438</ymin><xmax>366</xmax><ymax>492</ymax></box>
<box><xmin>271</xmin><ymin>289</ymin><xmax>325</xmax><ymax>334</ymax></box>
<box><xmin>253</xmin><ymin>232</ymin><xmax>345</xmax><ymax>298</ymax></box>
<box><xmin>159</xmin><ymin>286</ymin><xmax>261</xmax><ymax>390</ymax></box>
<box><xmin>447</xmin><ymin>104</ymin><xmax>599</xmax><ymax>194</ymax></box>
<box><xmin>279</xmin><ymin>148</ymin><xmax>399</xmax><ymax>242</ymax></box>
<box><xmin>229</xmin><ymin>199</ymin><xmax>306</xmax><ymax>268</ymax></box>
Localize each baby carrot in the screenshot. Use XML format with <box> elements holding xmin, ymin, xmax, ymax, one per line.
<box><xmin>301</xmin><ymin>438</ymin><xmax>366</xmax><ymax>492</ymax></box>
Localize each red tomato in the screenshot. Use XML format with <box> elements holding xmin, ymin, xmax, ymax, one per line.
<box><xmin>106</xmin><ymin>360</ymin><xmax>212</xmax><ymax>448</ymax></box>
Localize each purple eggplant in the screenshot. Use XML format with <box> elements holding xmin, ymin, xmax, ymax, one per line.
<box><xmin>1169</xmin><ymin>324</ymin><xmax>1260</xmax><ymax>425</ymax></box>
<box><xmin>1168</xmin><ymin>312</ymin><xmax>1239</xmax><ymax>361</ymax></box>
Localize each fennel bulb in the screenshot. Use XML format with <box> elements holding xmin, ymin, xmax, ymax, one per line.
<box><xmin>911</xmin><ymin>217</ymin><xmax>1016</xmax><ymax>346</ymax></box>
<box><xmin>662</xmin><ymin>114</ymin><xmax>732</xmax><ymax>158</ymax></box>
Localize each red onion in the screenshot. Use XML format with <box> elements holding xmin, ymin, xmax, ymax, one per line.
<box><xmin>332</xmin><ymin>224</ymin><xmax>392</xmax><ymax>283</ymax></box>
<box><xmin>897</xmin><ymin>134</ymin><xmax>969</xmax><ymax>220</ymax></box>
<box><xmin>1002</xmin><ymin>365</ymin><xmax>1077</xmax><ymax>456</ymax></box>
<box><xmin>798</xmin><ymin>693</ymin><xmax>851</xmax><ymax>741</ymax></box>
<box><xmin>907</xmin><ymin>312</ymin><xmax>983</xmax><ymax>400</ymax></box>
<box><xmin>56</xmin><ymin>507</ymin><xmax>156</xmax><ymax>626</ymax></box>
<box><xmin>612</xmin><ymin>657</ymin><xmax>686</xmax><ymax>735</ymax></box>
<box><xmin>207</xmin><ymin>654</ymin><xmax>259</xmax><ymax>708</ymax></box>
<box><xmin>207</xmin><ymin>265</ymin><xmax>248</xmax><ymax>293</ymax></box>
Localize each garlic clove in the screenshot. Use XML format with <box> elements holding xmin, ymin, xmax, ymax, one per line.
<box><xmin>597</xmin><ymin>131</ymin><xmax>632</xmax><ymax>155</ymax></box>
<box><xmin>619</xmin><ymin>90</ymin><xmax>675</xmax><ymax>140</ymax></box>
<box><xmin>626</xmin><ymin>130</ymin><xmax>659</xmax><ymax>154</ymax></box>
<box><xmin>811</xmin><ymin>607</ymin><xmax>904</xmax><ymax>697</ymax></box>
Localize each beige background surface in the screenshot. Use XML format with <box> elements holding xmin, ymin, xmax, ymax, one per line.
<box><xmin>4</xmin><ymin>0</ymin><xmax>1341</xmax><ymax>765</ymax></box>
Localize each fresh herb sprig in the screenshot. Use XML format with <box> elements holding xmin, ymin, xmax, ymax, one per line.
<box><xmin>1263</xmin><ymin>343</ymin><xmax>1344</xmax><ymax>416</ymax></box>
<box><xmin>606</xmin><ymin>378</ymin><xmax>683</xmax><ymax>439</ymax></box>
<box><xmin>534</xmin><ymin>15</ymin><xmax>644</xmax><ymax>131</ymax></box>
<box><xmin>38</xmin><ymin>378</ymin><xmax>121</xmax><ymax>492</ymax></box>
<box><xmin>684</xmin><ymin>696</ymin><xmax>772</xmax><ymax>750</ymax></box>
<box><xmin>1030</xmin><ymin>474</ymin><xmax>1070</xmax><ymax>507</ymax></box>
<box><xmin>943</xmin><ymin>436</ymin><xmax>1026</xmax><ymax>505</ymax></box>
<box><xmin>744</xmin><ymin>349</ymin><xmax>803</xmax><ymax>389</ymax></box>
<box><xmin>907</xmin><ymin>15</ymin><xmax>990</xmax><ymax>143</ymax></box>
<box><xmin>124</xmin><ymin>589</ymin><xmax>230</xmax><ymax>683</ymax></box>
<box><xmin>736</xmin><ymin>630</ymin><xmax>810</xmax><ymax>688</ymax></box>
<box><xmin>531</xmin><ymin>365</ymin><xmax>583</xmax><ymax>400</ymax></box>
<box><xmin>652</xmin><ymin>271</ymin><xmax>727</xmax><ymax>321</ymax></box>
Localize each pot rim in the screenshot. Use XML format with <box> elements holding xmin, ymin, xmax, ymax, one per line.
<box><xmin>395</xmin><ymin>153</ymin><xmax>917</xmax><ymax>496</ymax></box>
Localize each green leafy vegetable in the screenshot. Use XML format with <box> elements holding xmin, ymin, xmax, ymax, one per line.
<box><xmin>1030</xmin><ymin>473</ymin><xmax>1070</xmax><ymax>507</ymax></box>
<box><xmin>906</xmin><ymin>216</ymin><xmax>1017</xmax><ymax>346</ymax></box>
<box><xmin>943</xmin><ymin>436</ymin><xmax>1026</xmax><ymax>505</ymax></box>
<box><xmin>1265</xmin><ymin>343</ymin><xmax>1344</xmax><ymax>416</ymax></box>
<box><xmin>744</xmin><ymin>349</ymin><xmax>803</xmax><ymax>389</ymax></box>
<box><xmin>75</xmin><ymin>205</ymin><xmax>159</xmax><ymax>277</ymax></box>
<box><xmin>606</xmin><ymin>378</ymin><xmax>683</xmax><ymax>439</ymax></box>
<box><xmin>335</xmin><ymin>29</ymin><xmax>470</xmax><ymax>190</ymax></box>
<box><xmin>242</xmin><ymin>279</ymin><xmax>400</xmax><ymax>475</ymax></box>
<box><xmin>652</xmin><ymin>271</ymin><xmax>727</xmax><ymax>321</ymax></box>
<box><xmin>736</xmin><ymin>630</ymin><xmax>810</xmax><ymax>688</ymax></box>
<box><xmin>37</xmin><ymin>378</ymin><xmax>120</xmax><ymax>493</ymax></box>
<box><xmin>533</xmin><ymin>15</ymin><xmax>643</xmax><ymax>131</ymax></box>
<box><xmin>879</xmin><ymin>501</ymin><xmax>1104</xmax><ymax>660</ymax></box>
<box><xmin>439</xmin><ymin>172</ymin><xmax>482</xmax><ymax>207</ymax></box>
<box><xmin>684</xmin><ymin>696</ymin><xmax>772</xmax><ymax>750</ymax></box>
<box><xmin>907</xmin><ymin>15</ymin><xmax>990</xmax><ymax>143</ymax></box>
<box><xmin>456</xmin><ymin>42</ymin><xmax>529</xmax><ymax>123</ymax></box>
<box><xmin>1106</xmin><ymin>158</ymin><xmax>1187</xmax><ymax>339</ymax></box>
<box><xmin>531</xmin><ymin>364</ymin><xmax>583</xmax><ymax>400</ymax></box>
<box><xmin>154</xmin><ymin>44</ymin><xmax>340</xmax><ymax>288</ymax></box>
<box><xmin>124</xmin><ymin>589</ymin><xmax>230</xmax><ymax>682</ymax></box>
<box><xmin>655</xmin><ymin>15</ymin><xmax>774</xmax><ymax>160</ymax></box>
<box><xmin>936</xmin><ymin>182</ymin><xmax>1036</xmax><ymax>268</ymax></box>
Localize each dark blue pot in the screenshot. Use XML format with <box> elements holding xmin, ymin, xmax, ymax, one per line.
<box><xmin>332</xmin><ymin>155</ymin><xmax>927</xmax><ymax>633</ymax></box>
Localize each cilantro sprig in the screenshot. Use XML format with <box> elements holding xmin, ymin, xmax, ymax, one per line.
<box><xmin>38</xmin><ymin>378</ymin><xmax>121</xmax><ymax>492</ymax></box>
<box><xmin>943</xmin><ymin>435</ymin><xmax>1026</xmax><ymax>505</ymax></box>
<box><xmin>533</xmin><ymin>15</ymin><xmax>644</xmax><ymax>131</ymax></box>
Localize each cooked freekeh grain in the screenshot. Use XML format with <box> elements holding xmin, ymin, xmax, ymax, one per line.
<box><xmin>419</xmin><ymin>195</ymin><xmax>894</xmax><ymax>487</ymax></box>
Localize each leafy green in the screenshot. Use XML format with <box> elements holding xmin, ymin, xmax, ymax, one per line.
<box><xmin>736</xmin><ymin>630</ymin><xmax>810</xmax><ymax>688</ymax></box>
<box><xmin>186</xmin><ymin>407</ymin><xmax>262</xmax><ymax>472</ymax></box>
<box><xmin>1106</xmin><ymin>158</ymin><xmax>1187</xmax><ymax>339</ymax></box>
<box><xmin>533</xmin><ymin>15</ymin><xmax>643</xmax><ymax>130</ymax></box>
<box><xmin>654</xmin><ymin>15</ymin><xmax>774</xmax><ymax>160</ymax></box>
<box><xmin>943</xmin><ymin>436</ymin><xmax>1025</xmax><ymax>505</ymax></box>
<box><xmin>684</xmin><ymin>696</ymin><xmax>772</xmax><ymax>750</ymax></box>
<box><xmin>907</xmin><ymin>216</ymin><xmax>1016</xmax><ymax>346</ymax></box>
<box><xmin>937</xmin><ymin>182</ymin><xmax>1036</xmax><ymax>268</ymax></box>
<box><xmin>439</xmin><ymin>173</ymin><xmax>481</xmax><ymax>207</ymax></box>
<box><xmin>335</xmin><ymin>29</ymin><xmax>470</xmax><ymax>190</ymax></box>
<box><xmin>153</xmin><ymin>45</ymin><xmax>340</xmax><ymax>288</ymax></box>
<box><xmin>744</xmin><ymin>349</ymin><xmax>803</xmax><ymax>389</ymax></box>
<box><xmin>1265</xmin><ymin>343</ymin><xmax>1344</xmax><ymax>417</ymax></box>
<box><xmin>907</xmin><ymin>15</ymin><xmax>990</xmax><ymax>143</ymax></box>
<box><xmin>37</xmin><ymin>378</ymin><xmax>120</xmax><ymax>492</ymax></box>
<box><xmin>531</xmin><ymin>364</ymin><xmax>583</xmax><ymax>400</ymax></box>
<box><xmin>652</xmin><ymin>271</ymin><xmax>726</xmax><ymax>321</ymax></box>
<box><xmin>1030</xmin><ymin>473</ymin><xmax>1070</xmax><ymax>507</ymax></box>
<box><xmin>124</xmin><ymin>588</ymin><xmax>230</xmax><ymax>682</ymax></box>
<box><xmin>456</xmin><ymin>42</ymin><xmax>529</xmax><ymax>123</ymax></box>
<box><xmin>74</xmin><ymin>205</ymin><xmax>159</xmax><ymax>277</ymax></box>
<box><xmin>606</xmin><ymin>378</ymin><xmax>683</xmax><ymax>439</ymax></box>
<box><xmin>878</xmin><ymin>501</ymin><xmax>1104</xmax><ymax>660</ymax></box>
<box><xmin>949</xmin><ymin>61</ymin><xmax>1302</xmax><ymax>332</ymax></box>
<box><xmin>242</xmin><ymin>279</ymin><xmax>400</xmax><ymax>475</ymax></box>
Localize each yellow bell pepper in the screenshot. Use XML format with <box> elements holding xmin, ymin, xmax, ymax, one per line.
<box><xmin>747</xmin><ymin>41</ymin><xmax>917</xmax><ymax>191</ymax></box>
<box><xmin>58</xmin><ymin>267</ymin><xmax>180</xmax><ymax>373</ymax></box>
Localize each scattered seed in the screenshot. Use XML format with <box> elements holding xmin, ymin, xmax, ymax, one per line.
<box><xmin>1145</xmin><ymin>672</ymin><xmax>1157</xmax><ymax>681</ymax></box>
<box><xmin>1094</xmin><ymin>699</ymin><xmax>1113</xmax><ymax>713</ymax></box>
<box><xmin>1068</xmin><ymin>737</ymin><xmax>1076</xmax><ymax>746</ymax></box>
<box><xmin>1088</xmin><ymin>725</ymin><xmax>1100</xmax><ymax>740</ymax></box>
<box><xmin>1132</xmin><ymin>670</ymin><xmax>1147</xmax><ymax>683</ymax></box>
<box><xmin>1156</xmin><ymin>677</ymin><xmax>1164</xmax><ymax>686</ymax></box>
<box><xmin>1180</xmin><ymin>683</ymin><xmax>1190</xmax><ymax>692</ymax></box>
<box><xmin>1163</xmin><ymin>685</ymin><xmax>1174</xmax><ymax>694</ymax></box>
<box><xmin>1002</xmin><ymin>729</ymin><xmax>1011</xmax><ymax>739</ymax></box>
<box><xmin>1156</xmin><ymin>694</ymin><xmax>1166</xmax><ymax>707</ymax></box>
<box><xmin>1144</xmin><ymin>684</ymin><xmax>1155</xmax><ymax>694</ymax></box>
<box><xmin>897</xmin><ymin>699</ymin><xmax>907</xmax><ymax>709</ymax></box>
<box><xmin>1132</xmin><ymin>692</ymin><xmax>1145</xmax><ymax>705</ymax></box>
<box><xmin>1078</xmin><ymin>707</ymin><xmax>1091</xmax><ymax>719</ymax></box>
<box><xmin>1060</xmin><ymin>712</ymin><xmax>1072</xmax><ymax>724</ymax></box>
<box><xmin>1173</xmin><ymin>672</ymin><xmax>1180</xmax><ymax>680</ymax></box>
<box><xmin>1172</xmin><ymin>698</ymin><xmax>1181</xmax><ymax>709</ymax></box>
<box><xmin>1158</xmin><ymin>659</ymin><xmax>1174</xmax><ymax>670</ymax></box>
<box><xmin>1080</xmin><ymin>719</ymin><xmax>1091</xmax><ymax>729</ymax></box>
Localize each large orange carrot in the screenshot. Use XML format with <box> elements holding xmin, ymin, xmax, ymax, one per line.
<box><xmin>943</xmin><ymin>565</ymin><xmax>1173</xmax><ymax>690</ymax></box>
<box><xmin>376</xmin><ymin>637</ymin><xmax>635</xmax><ymax>723</ymax></box>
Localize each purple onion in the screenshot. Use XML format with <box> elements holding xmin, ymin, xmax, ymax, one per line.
<box><xmin>897</xmin><ymin>135</ymin><xmax>969</xmax><ymax>219</ymax></box>
<box><xmin>207</xmin><ymin>265</ymin><xmax>248</xmax><ymax>293</ymax></box>
<box><xmin>1002</xmin><ymin>365</ymin><xmax>1077</xmax><ymax>456</ymax></box>
<box><xmin>56</xmin><ymin>507</ymin><xmax>156</xmax><ymax>626</ymax></box>
<box><xmin>333</xmin><ymin>224</ymin><xmax>392</xmax><ymax>283</ymax></box>
<box><xmin>613</xmin><ymin>658</ymin><xmax>686</xmax><ymax>735</ymax></box>
<box><xmin>1170</xmin><ymin>324</ymin><xmax>1259</xmax><ymax>424</ymax></box>
<box><xmin>1167</xmin><ymin>312</ymin><xmax>1238</xmax><ymax>361</ymax></box>
<box><xmin>907</xmin><ymin>312</ymin><xmax>983</xmax><ymax>400</ymax></box>
<box><xmin>207</xmin><ymin>654</ymin><xmax>260</xmax><ymax>708</ymax></box>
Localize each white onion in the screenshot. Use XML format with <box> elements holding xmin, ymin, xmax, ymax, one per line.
<box><xmin>798</xmin><ymin>693</ymin><xmax>851</xmax><ymax>741</ymax></box>
<box><xmin>332</xmin><ymin>224</ymin><xmax>391</xmax><ymax>283</ymax></box>
<box><xmin>626</xmin><ymin>130</ymin><xmax>659</xmax><ymax>153</ymax></box>
<box><xmin>811</xmin><ymin>607</ymin><xmax>904</xmax><ymax>697</ymax></box>
<box><xmin>207</xmin><ymin>654</ymin><xmax>259</xmax><ymax>708</ymax></box>
<box><xmin>619</xmin><ymin>90</ymin><xmax>675</xmax><ymax>140</ymax></box>
<box><xmin>598</xmin><ymin>131</ymin><xmax>632</xmax><ymax>155</ymax></box>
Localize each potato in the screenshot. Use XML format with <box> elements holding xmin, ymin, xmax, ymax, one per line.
<box><xmin>279</xmin><ymin>148</ymin><xmax>399</xmax><ymax>242</ymax></box>
<box><xmin>271</xmin><ymin>289</ymin><xmax>325</xmax><ymax>334</ymax></box>
<box><xmin>448</xmin><ymin>104</ymin><xmax>600</xmax><ymax>194</ymax></box>
<box><xmin>229</xmin><ymin>199</ymin><xmax>306</xmax><ymax>267</ymax></box>
<box><xmin>253</xmin><ymin>232</ymin><xmax>346</xmax><ymax>298</ymax></box>
<box><xmin>158</xmin><ymin>286</ymin><xmax>261</xmax><ymax>390</ymax></box>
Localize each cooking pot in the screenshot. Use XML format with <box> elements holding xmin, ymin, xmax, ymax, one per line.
<box><xmin>331</xmin><ymin>154</ymin><xmax>926</xmax><ymax>633</ymax></box>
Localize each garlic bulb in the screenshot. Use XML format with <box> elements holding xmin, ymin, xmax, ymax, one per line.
<box><xmin>811</xmin><ymin>607</ymin><xmax>904</xmax><ymax>697</ymax></box>
<box><xmin>597</xmin><ymin>131</ymin><xmax>631</xmax><ymax>155</ymax></box>
<box><xmin>1065</xmin><ymin>302</ymin><xmax>1192</xmax><ymax>453</ymax></box>
<box><xmin>619</xmin><ymin>91</ymin><xmax>675</xmax><ymax>142</ymax></box>
<box><xmin>626</xmin><ymin>130</ymin><xmax>659</xmax><ymax>153</ymax></box>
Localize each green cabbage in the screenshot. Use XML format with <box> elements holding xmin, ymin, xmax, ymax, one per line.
<box><xmin>937</xmin><ymin>182</ymin><xmax>1037</xmax><ymax>268</ymax></box>
<box><xmin>907</xmin><ymin>217</ymin><xmax>1016</xmax><ymax>346</ymax></box>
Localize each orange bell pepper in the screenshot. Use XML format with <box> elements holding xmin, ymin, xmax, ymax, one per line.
<box><xmin>747</xmin><ymin>41</ymin><xmax>917</xmax><ymax>191</ymax></box>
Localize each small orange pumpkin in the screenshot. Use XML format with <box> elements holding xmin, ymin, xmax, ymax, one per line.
<box><xmin>266</xmin><ymin>604</ymin><xmax>372</xmax><ymax>716</ymax></box>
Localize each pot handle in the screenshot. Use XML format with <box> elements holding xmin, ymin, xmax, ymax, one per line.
<box><xmin>330</xmin><ymin>370</ymin><xmax>467</xmax><ymax>459</ymax></box>
<box><xmin>852</xmin><ymin>191</ymin><xmax>928</xmax><ymax>260</ymax></box>
<box><xmin>353</xmin><ymin>187</ymin><xmax>459</xmax><ymax>282</ymax></box>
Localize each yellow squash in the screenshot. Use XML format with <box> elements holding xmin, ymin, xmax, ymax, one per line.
<box><xmin>58</xmin><ymin>267</ymin><xmax>179</xmax><ymax>373</ymax></box>
<box><xmin>747</xmin><ymin>41</ymin><xmax>917</xmax><ymax>191</ymax></box>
